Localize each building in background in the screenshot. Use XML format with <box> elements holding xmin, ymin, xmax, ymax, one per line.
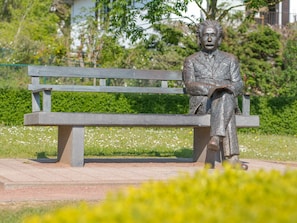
<box><xmin>255</xmin><ymin>0</ymin><xmax>297</xmax><ymax>26</ymax></box>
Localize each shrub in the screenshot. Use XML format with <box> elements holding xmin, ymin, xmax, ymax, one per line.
<box><xmin>25</xmin><ymin>167</ymin><xmax>297</xmax><ymax>223</ymax></box>
<box><xmin>250</xmin><ymin>96</ymin><xmax>297</xmax><ymax>135</ymax></box>
<box><xmin>51</xmin><ymin>92</ymin><xmax>135</xmax><ymax>113</ymax></box>
<box><xmin>0</xmin><ymin>88</ymin><xmax>31</xmax><ymax>125</ymax></box>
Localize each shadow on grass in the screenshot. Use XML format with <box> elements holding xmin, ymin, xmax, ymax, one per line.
<box><xmin>36</xmin><ymin>152</ymin><xmax>49</xmax><ymax>159</ymax></box>
<box><xmin>174</xmin><ymin>148</ymin><xmax>193</xmax><ymax>158</ymax></box>
<box><xmin>84</xmin><ymin>157</ymin><xmax>193</xmax><ymax>164</ymax></box>
<box><xmin>97</xmin><ymin>148</ymin><xmax>193</xmax><ymax>158</ymax></box>
<box><xmin>89</xmin><ymin>148</ymin><xmax>193</xmax><ymax>158</ymax></box>
<box><xmin>32</xmin><ymin>148</ymin><xmax>193</xmax><ymax>164</ymax></box>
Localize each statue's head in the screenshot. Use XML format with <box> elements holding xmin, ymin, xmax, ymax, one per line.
<box><xmin>197</xmin><ymin>20</ymin><xmax>223</xmax><ymax>52</ymax></box>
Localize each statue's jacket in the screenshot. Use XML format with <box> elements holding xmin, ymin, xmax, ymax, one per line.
<box><xmin>182</xmin><ymin>50</ymin><xmax>243</xmax><ymax>114</ymax></box>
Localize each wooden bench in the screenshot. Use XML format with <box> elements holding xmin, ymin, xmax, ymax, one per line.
<box><xmin>24</xmin><ymin>65</ymin><xmax>260</xmax><ymax>167</ymax></box>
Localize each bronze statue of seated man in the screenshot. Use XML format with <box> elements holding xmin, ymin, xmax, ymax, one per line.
<box><xmin>182</xmin><ymin>20</ymin><xmax>248</xmax><ymax>170</ymax></box>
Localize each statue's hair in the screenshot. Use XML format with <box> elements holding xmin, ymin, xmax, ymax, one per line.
<box><xmin>197</xmin><ymin>20</ymin><xmax>224</xmax><ymax>39</ymax></box>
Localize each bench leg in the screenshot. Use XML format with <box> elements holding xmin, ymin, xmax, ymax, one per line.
<box><xmin>193</xmin><ymin>127</ymin><xmax>222</xmax><ymax>168</ymax></box>
<box><xmin>57</xmin><ymin>126</ymin><xmax>84</xmax><ymax>167</ymax></box>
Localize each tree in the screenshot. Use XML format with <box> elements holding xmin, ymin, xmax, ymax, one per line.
<box><xmin>0</xmin><ymin>0</ymin><xmax>23</xmax><ymax>22</ymax></box>
<box><xmin>245</xmin><ymin>0</ymin><xmax>283</xmax><ymax>11</ymax></box>
<box><xmin>100</xmin><ymin>0</ymin><xmax>284</xmax><ymax>42</ymax></box>
<box><xmin>221</xmin><ymin>21</ymin><xmax>283</xmax><ymax>96</ymax></box>
<box><xmin>50</xmin><ymin>0</ymin><xmax>72</xmax><ymax>37</ymax></box>
<box><xmin>0</xmin><ymin>0</ymin><xmax>68</xmax><ymax>65</ymax></box>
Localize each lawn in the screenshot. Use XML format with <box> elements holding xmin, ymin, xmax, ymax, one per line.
<box><xmin>0</xmin><ymin>201</ymin><xmax>83</xmax><ymax>223</ymax></box>
<box><xmin>1</xmin><ymin>126</ymin><xmax>297</xmax><ymax>161</ymax></box>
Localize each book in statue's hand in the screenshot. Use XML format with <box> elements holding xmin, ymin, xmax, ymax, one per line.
<box><xmin>208</xmin><ymin>86</ymin><xmax>232</xmax><ymax>98</ymax></box>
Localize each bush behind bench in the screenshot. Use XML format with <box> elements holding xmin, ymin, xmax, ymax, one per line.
<box><xmin>1</xmin><ymin>88</ymin><xmax>296</xmax><ymax>135</ymax></box>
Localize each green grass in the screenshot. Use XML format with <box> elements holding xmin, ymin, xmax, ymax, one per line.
<box><xmin>238</xmin><ymin>133</ymin><xmax>297</xmax><ymax>161</ymax></box>
<box><xmin>1</xmin><ymin>126</ymin><xmax>297</xmax><ymax>161</ymax></box>
<box><xmin>0</xmin><ymin>201</ymin><xmax>82</xmax><ymax>223</ymax></box>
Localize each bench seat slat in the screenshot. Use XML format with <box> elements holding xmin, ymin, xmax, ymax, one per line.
<box><xmin>24</xmin><ymin>112</ymin><xmax>260</xmax><ymax>128</ymax></box>
<box><xmin>28</xmin><ymin>84</ymin><xmax>185</xmax><ymax>94</ymax></box>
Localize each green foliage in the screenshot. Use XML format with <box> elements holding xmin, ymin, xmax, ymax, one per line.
<box><xmin>51</xmin><ymin>92</ymin><xmax>188</xmax><ymax>114</ymax></box>
<box><xmin>283</xmin><ymin>67</ymin><xmax>297</xmax><ymax>95</ymax></box>
<box><xmin>122</xmin><ymin>41</ymin><xmax>187</xmax><ymax>70</ymax></box>
<box><xmin>283</xmin><ymin>28</ymin><xmax>297</xmax><ymax>70</ymax></box>
<box><xmin>0</xmin><ymin>0</ymin><xmax>67</xmax><ymax>65</ymax></box>
<box><xmin>153</xmin><ymin>24</ymin><xmax>184</xmax><ymax>45</ymax></box>
<box><xmin>244</xmin><ymin>0</ymin><xmax>283</xmax><ymax>10</ymax></box>
<box><xmin>25</xmin><ymin>168</ymin><xmax>297</xmax><ymax>223</ymax></box>
<box><xmin>0</xmin><ymin>201</ymin><xmax>78</xmax><ymax>223</ymax></box>
<box><xmin>245</xmin><ymin>26</ymin><xmax>281</xmax><ymax>62</ymax></box>
<box><xmin>98</xmin><ymin>21</ymin><xmax>196</xmax><ymax>70</ymax></box>
<box><xmin>51</xmin><ymin>92</ymin><xmax>134</xmax><ymax>113</ymax></box>
<box><xmin>0</xmin><ymin>65</ymin><xmax>28</xmax><ymax>89</ymax></box>
<box><xmin>98</xmin><ymin>35</ymin><xmax>127</xmax><ymax>68</ymax></box>
<box><xmin>251</xmin><ymin>96</ymin><xmax>297</xmax><ymax>135</ymax></box>
<box><xmin>127</xmin><ymin>94</ymin><xmax>188</xmax><ymax>114</ymax></box>
<box><xmin>0</xmin><ymin>88</ymin><xmax>31</xmax><ymax>125</ymax></box>
<box><xmin>115</xmin><ymin>22</ymin><xmax>196</xmax><ymax>70</ymax></box>
<box><xmin>222</xmin><ymin>23</ymin><xmax>283</xmax><ymax>95</ymax></box>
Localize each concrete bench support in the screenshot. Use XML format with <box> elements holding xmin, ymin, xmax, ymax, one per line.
<box><xmin>58</xmin><ymin>126</ymin><xmax>85</xmax><ymax>167</ymax></box>
<box><xmin>55</xmin><ymin>126</ymin><xmax>223</xmax><ymax>167</ymax></box>
<box><xmin>193</xmin><ymin>127</ymin><xmax>223</xmax><ymax>168</ymax></box>
<box><xmin>57</xmin><ymin>125</ymin><xmax>220</xmax><ymax>167</ymax></box>
<box><xmin>57</xmin><ymin>126</ymin><xmax>221</xmax><ymax>167</ymax></box>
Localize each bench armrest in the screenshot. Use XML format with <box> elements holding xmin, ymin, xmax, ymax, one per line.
<box><xmin>242</xmin><ymin>94</ymin><xmax>250</xmax><ymax>115</ymax></box>
<box><xmin>32</xmin><ymin>87</ymin><xmax>52</xmax><ymax>94</ymax></box>
<box><xmin>31</xmin><ymin>88</ymin><xmax>52</xmax><ymax>112</ymax></box>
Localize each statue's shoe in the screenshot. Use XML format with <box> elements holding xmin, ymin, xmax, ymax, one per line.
<box><xmin>207</xmin><ymin>136</ymin><xmax>220</xmax><ymax>151</ymax></box>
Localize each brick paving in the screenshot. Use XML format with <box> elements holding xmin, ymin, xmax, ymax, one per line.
<box><xmin>0</xmin><ymin>158</ymin><xmax>296</xmax><ymax>203</ymax></box>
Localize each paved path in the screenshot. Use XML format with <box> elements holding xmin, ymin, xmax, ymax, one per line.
<box><xmin>1</xmin><ymin>158</ymin><xmax>297</xmax><ymax>203</ymax></box>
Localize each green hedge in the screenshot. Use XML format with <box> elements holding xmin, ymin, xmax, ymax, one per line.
<box><xmin>249</xmin><ymin>96</ymin><xmax>297</xmax><ymax>135</ymax></box>
<box><xmin>0</xmin><ymin>88</ymin><xmax>31</xmax><ymax>125</ymax></box>
<box><xmin>24</xmin><ymin>167</ymin><xmax>297</xmax><ymax>223</ymax></box>
<box><xmin>1</xmin><ymin>88</ymin><xmax>297</xmax><ymax>135</ymax></box>
<box><xmin>51</xmin><ymin>92</ymin><xmax>189</xmax><ymax>114</ymax></box>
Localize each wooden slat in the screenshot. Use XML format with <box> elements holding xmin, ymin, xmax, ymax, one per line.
<box><xmin>28</xmin><ymin>65</ymin><xmax>182</xmax><ymax>80</ymax></box>
<box><xmin>28</xmin><ymin>84</ymin><xmax>185</xmax><ymax>94</ymax></box>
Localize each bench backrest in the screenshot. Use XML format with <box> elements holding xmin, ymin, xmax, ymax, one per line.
<box><xmin>28</xmin><ymin>66</ymin><xmax>184</xmax><ymax>94</ymax></box>
<box><xmin>27</xmin><ymin>65</ymin><xmax>251</xmax><ymax>115</ymax></box>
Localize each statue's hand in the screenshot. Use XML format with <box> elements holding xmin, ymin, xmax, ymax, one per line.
<box><xmin>220</xmin><ymin>86</ymin><xmax>234</xmax><ymax>94</ymax></box>
<box><xmin>208</xmin><ymin>85</ymin><xmax>233</xmax><ymax>98</ymax></box>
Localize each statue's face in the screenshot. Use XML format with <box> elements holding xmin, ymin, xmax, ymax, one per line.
<box><xmin>200</xmin><ymin>26</ymin><xmax>220</xmax><ymax>52</ymax></box>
